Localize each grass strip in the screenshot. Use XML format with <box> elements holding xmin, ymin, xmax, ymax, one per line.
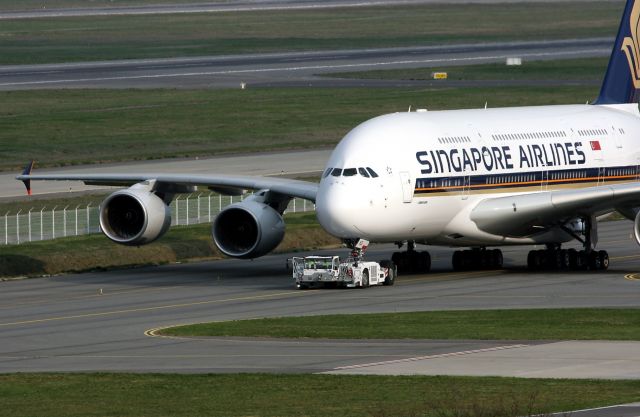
<box><xmin>327</xmin><ymin>57</ymin><xmax>610</xmax><ymax>81</ymax></box>
<box><xmin>0</xmin><ymin>86</ymin><xmax>599</xmax><ymax>171</ymax></box>
<box><xmin>0</xmin><ymin>2</ymin><xmax>621</xmax><ymax>65</ymax></box>
<box><xmin>161</xmin><ymin>308</ymin><xmax>640</xmax><ymax>340</ymax></box>
<box><xmin>0</xmin><ymin>373</ymin><xmax>639</xmax><ymax>417</ymax></box>
<box><xmin>0</xmin><ymin>212</ymin><xmax>337</xmax><ymax>278</ymax></box>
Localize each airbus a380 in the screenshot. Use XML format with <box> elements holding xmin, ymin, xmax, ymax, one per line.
<box><xmin>17</xmin><ymin>0</ymin><xmax>640</xmax><ymax>273</ymax></box>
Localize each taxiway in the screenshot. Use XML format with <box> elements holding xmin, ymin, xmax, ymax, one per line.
<box><xmin>0</xmin><ymin>220</ymin><xmax>638</xmax><ymax>377</ymax></box>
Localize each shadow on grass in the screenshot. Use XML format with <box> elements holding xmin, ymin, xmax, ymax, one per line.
<box><xmin>0</xmin><ymin>254</ymin><xmax>47</xmax><ymax>277</ymax></box>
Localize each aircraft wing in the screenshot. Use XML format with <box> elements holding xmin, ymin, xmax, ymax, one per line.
<box><xmin>15</xmin><ymin>172</ymin><xmax>319</xmax><ymax>202</ymax></box>
<box><xmin>470</xmin><ymin>182</ymin><xmax>640</xmax><ymax>237</ymax></box>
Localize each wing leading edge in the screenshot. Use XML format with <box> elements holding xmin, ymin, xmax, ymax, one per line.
<box><xmin>15</xmin><ymin>172</ymin><xmax>319</xmax><ymax>202</ymax></box>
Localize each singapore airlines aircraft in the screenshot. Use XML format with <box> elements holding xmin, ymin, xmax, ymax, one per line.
<box><xmin>17</xmin><ymin>0</ymin><xmax>640</xmax><ymax>274</ymax></box>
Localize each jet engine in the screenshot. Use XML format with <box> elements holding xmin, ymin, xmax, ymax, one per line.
<box><xmin>99</xmin><ymin>185</ymin><xmax>171</xmax><ymax>246</ymax></box>
<box><xmin>212</xmin><ymin>195</ymin><xmax>286</xmax><ymax>259</ymax></box>
<box><xmin>634</xmin><ymin>210</ymin><xmax>640</xmax><ymax>247</ymax></box>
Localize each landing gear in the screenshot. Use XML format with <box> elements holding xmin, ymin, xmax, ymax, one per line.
<box><xmin>391</xmin><ymin>241</ymin><xmax>431</xmax><ymax>274</ymax></box>
<box><xmin>452</xmin><ymin>248</ymin><xmax>503</xmax><ymax>271</ymax></box>
<box><xmin>527</xmin><ymin>216</ymin><xmax>609</xmax><ymax>271</ymax></box>
<box><xmin>527</xmin><ymin>247</ymin><xmax>609</xmax><ymax>271</ymax></box>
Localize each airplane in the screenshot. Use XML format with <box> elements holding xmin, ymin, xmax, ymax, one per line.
<box><xmin>16</xmin><ymin>0</ymin><xmax>640</xmax><ymax>274</ymax></box>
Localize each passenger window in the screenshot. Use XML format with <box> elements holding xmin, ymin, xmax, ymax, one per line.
<box><xmin>323</xmin><ymin>168</ymin><xmax>333</xmax><ymax>178</ymax></box>
<box><xmin>358</xmin><ymin>168</ymin><xmax>370</xmax><ymax>178</ymax></box>
<box><xmin>343</xmin><ymin>168</ymin><xmax>357</xmax><ymax>177</ymax></box>
<box><xmin>331</xmin><ymin>168</ymin><xmax>342</xmax><ymax>177</ymax></box>
<box><xmin>366</xmin><ymin>167</ymin><xmax>379</xmax><ymax>178</ymax></box>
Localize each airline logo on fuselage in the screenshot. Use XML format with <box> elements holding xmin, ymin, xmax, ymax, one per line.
<box><xmin>416</xmin><ymin>142</ymin><xmax>586</xmax><ymax>174</ymax></box>
<box><xmin>622</xmin><ymin>0</ymin><xmax>640</xmax><ymax>88</ymax></box>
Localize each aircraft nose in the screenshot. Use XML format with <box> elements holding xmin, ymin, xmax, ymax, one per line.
<box><xmin>316</xmin><ymin>181</ymin><xmax>361</xmax><ymax>238</ymax></box>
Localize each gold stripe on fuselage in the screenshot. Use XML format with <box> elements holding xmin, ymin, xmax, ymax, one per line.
<box><xmin>414</xmin><ymin>175</ymin><xmax>638</xmax><ymax>197</ymax></box>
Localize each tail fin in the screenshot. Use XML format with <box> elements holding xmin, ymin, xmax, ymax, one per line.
<box><xmin>595</xmin><ymin>0</ymin><xmax>640</xmax><ymax>104</ymax></box>
<box><xmin>20</xmin><ymin>160</ymin><xmax>35</xmax><ymax>196</ymax></box>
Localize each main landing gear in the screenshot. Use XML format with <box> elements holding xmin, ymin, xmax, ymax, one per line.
<box><xmin>527</xmin><ymin>247</ymin><xmax>609</xmax><ymax>271</ymax></box>
<box><xmin>391</xmin><ymin>241</ymin><xmax>431</xmax><ymax>274</ymax></box>
<box><xmin>527</xmin><ymin>216</ymin><xmax>609</xmax><ymax>271</ymax></box>
<box><xmin>452</xmin><ymin>248</ymin><xmax>503</xmax><ymax>271</ymax></box>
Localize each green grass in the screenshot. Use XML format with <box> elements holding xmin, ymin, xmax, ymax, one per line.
<box><xmin>162</xmin><ymin>309</ymin><xmax>640</xmax><ymax>340</ymax></box>
<box><xmin>0</xmin><ymin>86</ymin><xmax>599</xmax><ymax>171</ymax></box>
<box><xmin>328</xmin><ymin>57</ymin><xmax>610</xmax><ymax>81</ymax></box>
<box><xmin>0</xmin><ymin>2</ymin><xmax>622</xmax><ymax>64</ymax></box>
<box><xmin>0</xmin><ymin>374</ymin><xmax>638</xmax><ymax>417</ymax></box>
<box><xmin>0</xmin><ymin>191</ymin><xmax>110</xmax><ymax>216</ymax></box>
<box><xmin>0</xmin><ymin>212</ymin><xmax>337</xmax><ymax>277</ymax></box>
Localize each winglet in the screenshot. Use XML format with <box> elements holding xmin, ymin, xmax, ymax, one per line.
<box><xmin>21</xmin><ymin>160</ymin><xmax>35</xmax><ymax>196</ymax></box>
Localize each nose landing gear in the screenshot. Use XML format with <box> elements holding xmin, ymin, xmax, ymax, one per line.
<box><xmin>391</xmin><ymin>241</ymin><xmax>431</xmax><ymax>274</ymax></box>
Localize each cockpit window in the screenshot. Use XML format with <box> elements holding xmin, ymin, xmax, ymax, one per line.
<box><xmin>323</xmin><ymin>168</ymin><xmax>333</xmax><ymax>178</ymax></box>
<box><xmin>358</xmin><ymin>168</ymin><xmax>370</xmax><ymax>178</ymax></box>
<box><xmin>366</xmin><ymin>167</ymin><xmax>379</xmax><ymax>178</ymax></box>
<box><xmin>331</xmin><ymin>168</ymin><xmax>342</xmax><ymax>177</ymax></box>
<box><xmin>343</xmin><ymin>168</ymin><xmax>357</xmax><ymax>177</ymax></box>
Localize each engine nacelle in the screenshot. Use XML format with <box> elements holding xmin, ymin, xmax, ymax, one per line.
<box><xmin>634</xmin><ymin>211</ymin><xmax>640</xmax><ymax>247</ymax></box>
<box><xmin>99</xmin><ymin>186</ymin><xmax>171</xmax><ymax>246</ymax></box>
<box><xmin>212</xmin><ymin>197</ymin><xmax>285</xmax><ymax>259</ymax></box>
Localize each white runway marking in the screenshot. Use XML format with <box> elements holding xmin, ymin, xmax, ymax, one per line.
<box><xmin>332</xmin><ymin>344</ymin><xmax>529</xmax><ymax>370</ymax></box>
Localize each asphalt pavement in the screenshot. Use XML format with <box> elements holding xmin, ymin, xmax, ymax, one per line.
<box><xmin>0</xmin><ymin>0</ymin><xmax>621</xmax><ymax>19</ymax></box>
<box><xmin>0</xmin><ymin>38</ymin><xmax>612</xmax><ymax>90</ymax></box>
<box><xmin>1</xmin><ymin>220</ymin><xmax>639</xmax><ymax>376</ymax></box>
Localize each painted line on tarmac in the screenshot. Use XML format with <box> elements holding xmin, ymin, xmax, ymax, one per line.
<box><xmin>0</xmin><ymin>284</ymin><xmax>184</xmax><ymax>311</ymax></box>
<box><xmin>0</xmin><ymin>290</ymin><xmax>316</xmax><ymax>327</ymax></box>
<box><xmin>0</xmin><ymin>49</ymin><xmax>607</xmax><ymax>87</ymax></box>
<box><xmin>332</xmin><ymin>344</ymin><xmax>529</xmax><ymax>370</ymax></box>
<box><xmin>550</xmin><ymin>402</ymin><xmax>640</xmax><ymax>416</ymax></box>
<box><xmin>612</xmin><ymin>254</ymin><xmax>640</xmax><ymax>261</ymax></box>
<box><xmin>624</xmin><ymin>273</ymin><xmax>640</xmax><ymax>281</ymax></box>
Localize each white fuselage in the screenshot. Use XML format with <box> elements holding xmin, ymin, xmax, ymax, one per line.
<box><xmin>316</xmin><ymin>103</ymin><xmax>640</xmax><ymax>246</ymax></box>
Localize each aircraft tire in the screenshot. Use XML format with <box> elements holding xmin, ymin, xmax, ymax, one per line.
<box><xmin>589</xmin><ymin>251</ymin><xmax>602</xmax><ymax>270</ymax></box>
<box><xmin>493</xmin><ymin>249</ymin><xmax>503</xmax><ymax>268</ymax></box>
<box><xmin>380</xmin><ymin>260</ymin><xmax>395</xmax><ymax>285</ymax></box>
<box><xmin>598</xmin><ymin>250</ymin><xmax>610</xmax><ymax>270</ymax></box>
<box><xmin>452</xmin><ymin>251</ymin><xmax>463</xmax><ymax>271</ymax></box>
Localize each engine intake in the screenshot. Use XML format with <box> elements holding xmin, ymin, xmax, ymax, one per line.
<box><xmin>99</xmin><ymin>187</ymin><xmax>171</xmax><ymax>245</ymax></box>
<box><xmin>213</xmin><ymin>198</ymin><xmax>285</xmax><ymax>259</ymax></box>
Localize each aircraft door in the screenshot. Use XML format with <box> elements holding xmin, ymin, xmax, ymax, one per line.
<box><xmin>461</xmin><ymin>174</ymin><xmax>471</xmax><ymax>200</ymax></box>
<box><xmin>540</xmin><ymin>169</ymin><xmax>549</xmax><ymax>191</ymax></box>
<box><xmin>610</xmin><ymin>124</ymin><xmax>624</xmax><ymax>149</ymax></box>
<box><xmin>597</xmin><ymin>166</ymin><xmax>606</xmax><ymax>186</ymax></box>
<box><xmin>399</xmin><ymin>171</ymin><xmax>413</xmax><ymax>203</ymax></box>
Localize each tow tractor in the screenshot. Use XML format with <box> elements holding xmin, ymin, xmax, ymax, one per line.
<box><xmin>291</xmin><ymin>240</ymin><xmax>396</xmax><ymax>289</ymax></box>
